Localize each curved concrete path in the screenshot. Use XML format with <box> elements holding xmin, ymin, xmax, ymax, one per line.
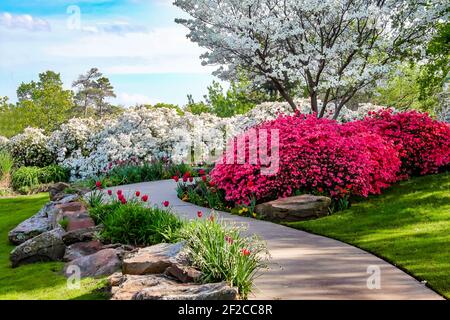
<box><xmin>111</xmin><ymin>180</ymin><xmax>443</xmax><ymax>300</ymax></box>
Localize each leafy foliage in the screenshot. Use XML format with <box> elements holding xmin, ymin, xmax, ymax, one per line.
<box><xmin>86</xmin><ymin>161</ymin><xmax>194</xmax><ymax>188</ymax></box>
<box><xmin>11</xmin><ymin>165</ymin><xmax>69</xmax><ymax>193</ymax></box>
<box><xmin>97</xmin><ymin>200</ymin><xmax>183</xmax><ymax>246</ymax></box>
<box><xmin>16</xmin><ymin>71</ymin><xmax>74</xmax><ymax>133</ymax></box>
<box><xmin>176</xmin><ymin>215</ymin><xmax>268</xmax><ymax>299</ymax></box>
<box><xmin>72</xmin><ymin>68</ymin><xmax>117</xmax><ymax>117</ymax></box>
<box><xmin>0</xmin><ymin>151</ymin><xmax>14</xmax><ymax>180</ymax></box>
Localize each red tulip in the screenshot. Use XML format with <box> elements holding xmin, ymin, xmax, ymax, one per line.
<box><xmin>189</xmin><ymin>177</ymin><xmax>194</xmax><ymax>183</ymax></box>
<box><xmin>163</xmin><ymin>201</ymin><xmax>170</xmax><ymax>207</ymax></box>
<box><xmin>95</xmin><ymin>181</ymin><xmax>102</xmax><ymax>188</ymax></box>
<box><xmin>107</xmin><ymin>190</ymin><xmax>112</xmax><ymax>196</ymax></box>
<box><xmin>117</xmin><ymin>190</ymin><xmax>123</xmax><ymax>196</ymax></box>
<box><xmin>201</xmin><ymin>175</ymin><xmax>207</xmax><ymax>182</ymax></box>
<box><xmin>198</xmin><ymin>169</ymin><xmax>205</xmax><ymax>175</ymax></box>
<box><xmin>120</xmin><ymin>198</ymin><xmax>127</xmax><ymax>205</ymax></box>
<box><xmin>209</xmin><ymin>180</ymin><xmax>215</xmax><ymax>187</ymax></box>
<box><xmin>141</xmin><ymin>195</ymin><xmax>149</xmax><ymax>202</ymax></box>
<box><xmin>182</xmin><ymin>176</ymin><xmax>188</xmax><ymax>183</ymax></box>
<box><xmin>135</xmin><ymin>191</ymin><xmax>141</xmax><ymax>197</ymax></box>
<box><xmin>173</xmin><ymin>176</ymin><xmax>179</xmax><ymax>182</ymax></box>
<box><xmin>242</xmin><ymin>249</ymin><xmax>250</xmax><ymax>256</ymax></box>
<box><xmin>197</xmin><ymin>211</ymin><xmax>203</xmax><ymax>218</ymax></box>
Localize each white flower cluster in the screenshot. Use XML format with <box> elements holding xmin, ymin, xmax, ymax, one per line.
<box><xmin>7</xmin><ymin>128</ymin><xmax>55</xmax><ymax>167</ymax></box>
<box><xmin>47</xmin><ymin>107</ymin><xmax>234</xmax><ymax>179</ymax></box>
<box><xmin>175</xmin><ymin>0</ymin><xmax>446</xmax><ymax>117</ymax></box>
<box><xmin>47</xmin><ymin>118</ymin><xmax>99</xmax><ymax>163</ymax></box>
<box><xmin>235</xmin><ymin>99</ymin><xmax>390</xmax><ymax>128</ymax></box>
<box><xmin>7</xmin><ymin>102</ymin><xmax>390</xmax><ymax>179</ymax></box>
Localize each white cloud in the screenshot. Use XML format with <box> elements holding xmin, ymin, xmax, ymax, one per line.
<box><xmin>0</xmin><ymin>12</ymin><xmax>51</xmax><ymax>32</ymax></box>
<box><xmin>45</xmin><ymin>26</ymin><xmax>212</xmax><ymax>74</ymax></box>
<box><xmin>116</xmin><ymin>92</ymin><xmax>158</xmax><ymax>106</ymax></box>
<box><xmin>79</xmin><ymin>21</ymin><xmax>148</xmax><ymax>34</ymax></box>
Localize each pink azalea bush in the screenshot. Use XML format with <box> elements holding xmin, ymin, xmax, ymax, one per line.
<box><xmin>359</xmin><ymin>110</ymin><xmax>450</xmax><ymax>176</ymax></box>
<box><xmin>211</xmin><ymin>114</ymin><xmax>402</xmax><ymax>204</ymax></box>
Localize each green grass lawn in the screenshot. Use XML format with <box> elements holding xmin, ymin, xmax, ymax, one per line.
<box><xmin>0</xmin><ymin>194</ymin><xmax>108</xmax><ymax>300</ymax></box>
<box><xmin>287</xmin><ymin>172</ymin><xmax>450</xmax><ymax>299</ymax></box>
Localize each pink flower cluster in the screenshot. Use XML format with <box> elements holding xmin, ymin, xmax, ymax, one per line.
<box><xmin>359</xmin><ymin>110</ymin><xmax>450</xmax><ymax>177</ymax></box>
<box><xmin>211</xmin><ymin>111</ymin><xmax>449</xmax><ymax>204</ymax></box>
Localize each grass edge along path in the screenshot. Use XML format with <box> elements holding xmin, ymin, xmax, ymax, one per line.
<box><xmin>0</xmin><ymin>193</ymin><xmax>108</xmax><ymax>300</ymax></box>
<box><xmin>287</xmin><ymin>173</ymin><xmax>450</xmax><ymax>299</ymax></box>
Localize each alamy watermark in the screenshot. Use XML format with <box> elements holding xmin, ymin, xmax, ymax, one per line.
<box><xmin>367</xmin><ymin>265</ymin><xmax>381</xmax><ymax>290</ymax></box>
<box><xmin>170</xmin><ymin>128</ymin><xmax>280</xmax><ymax>175</ymax></box>
<box><xmin>66</xmin><ymin>5</ymin><xmax>81</xmax><ymax>30</ymax></box>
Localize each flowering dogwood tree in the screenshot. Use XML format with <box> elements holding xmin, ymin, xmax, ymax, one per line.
<box><xmin>175</xmin><ymin>0</ymin><xmax>448</xmax><ymax>118</ymax></box>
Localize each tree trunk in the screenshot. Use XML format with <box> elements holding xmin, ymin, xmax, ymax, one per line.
<box><xmin>310</xmin><ymin>92</ymin><xmax>319</xmax><ymax>114</ymax></box>
<box><xmin>270</xmin><ymin>78</ymin><xmax>297</xmax><ymax>112</ymax></box>
<box><xmin>319</xmin><ymin>89</ymin><xmax>331</xmax><ymax>118</ymax></box>
<box><xmin>333</xmin><ymin>99</ymin><xmax>346</xmax><ymax>120</ymax></box>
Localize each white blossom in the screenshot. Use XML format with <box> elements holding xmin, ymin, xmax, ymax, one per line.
<box><xmin>174</xmin><ymin>0</ymin><xmax>448</xmax><ymax>117</ymax></box>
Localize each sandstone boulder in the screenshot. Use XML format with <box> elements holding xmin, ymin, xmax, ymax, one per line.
<box><xmin>54</xmin><ymin>194</ymin><xmax>80</xmax><ymax>205</ymax></box>
<box><xmin>48</xmin><ymin>182</ymin><xmax>71</xmax><ymax>201</ymax></box>
<box><xmin>255</xmin><ymin>194</ymin><xmax>331</xmax><ymax>222</ymax></box>
<box><xmin>122</xmin><ymin>242</ymin><xmax>185</xmax><ymax>275</ymax></box>
<box><xmin>165</xmin><ymin>264</ymin><xmax>203</xmax><ymax>283</ymax></box>
<box><xmin>109</xmin><ymin>274</ymin><xmax>237</xmax><ymax>300</ymax></box>
<box><xmin>63</xmin><ymin>240</ymin><xmax>104</xmax><ymax>261</ymax></box>
<box><xmin>62</xmin><ymin>225</ymin><xmax>102</xmax><ymax>245</ymax></box>
<box><xmin>54</xmin><ymin>201</ymin><xmax>96</xmax><ymax>232</ymax></box>
<box><xmin>64</xmin><ymin>248</ymin><xmax>122</xmax><ymax>278</ymax></box>
<box><xmin>10</xmin><ymin>227</ymin><xmax>66</xmax><ymax>267</ymax></box>
<box><xmin>8</xmin><ymin>203</ymin><xmax>60</xmax><ymax>245</ymax></box>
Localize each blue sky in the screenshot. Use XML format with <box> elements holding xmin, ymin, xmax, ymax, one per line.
<box><xmin>0</xmin><ymin>0</ymin><xmax>216</xmax><ymax>106</ymax></box>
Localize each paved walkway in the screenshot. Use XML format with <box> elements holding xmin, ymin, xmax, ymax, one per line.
<box><xmin>112</xmin><ymin>180</ymin><xmax>443</xmax><ymax>300</ymax></box>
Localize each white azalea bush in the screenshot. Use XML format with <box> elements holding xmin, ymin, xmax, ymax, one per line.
<box><xmin>49</xmin><ymin>107</ymin><xmax>233</xmax><ymax>179</ymax></box>
<box><xmin>7</xmin><ymin>128</ymin><xmax>55</xmax><ymax>167</ymax></box>
<box><xmin>47</xmin><ymin>118</ymin><xmax>99</xmax><ymax>163</ymax></box>
<box><xmin>6</xmin><ymin>102</ymin><xmax>393</xmax><ymax>180</ymax></box>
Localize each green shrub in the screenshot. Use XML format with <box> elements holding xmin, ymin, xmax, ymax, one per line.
<box><xmin>11</xmin><ymin>167</ymin><xmax>41</xmax><ymax>190</ymax></box>
<box><xmin>89</xmin><ymin>202</ymin><xmax>122</xmax><ymax>225</ymax></box>
<box><xmin>141</xmin><ymin>162</ymin><xmax>164</xmax><ymax>181</ymax></box>
<box><xmin>99</xmin><ymin>202</ymin><xmax>183</xmax><ymax>246</ymax></box>
<box><xmin>0</xmin><ymin>151</ymin><xmax>14</xmax><ymax>179</ymax></box>
<box><xmin>11</xmin><ymin>165</ymin><xmax>69</xmax><ymax>192</ymax></box>
<box><xmin>86</xmin><ymin>189</ymin><xmax>105</xmax><ymax>209</ymax></box>
<box><xmin>177</xmin><ymin>179</ymin><xmax>230</xmax><ymax>211</ymax></box>
<box><xmin>86</xmin><ymin>162</ymin><xmax>198</xmax><ymax>188</ymax></box>
<box><xmin>176</xmin><ymin>216</ymin><xmax>268</xmax><ymax>299</ymax></box>
<box><xmin>39</xmin><ymin>165</ymin><xmax>69</xmax><ymax>184</ymax></box>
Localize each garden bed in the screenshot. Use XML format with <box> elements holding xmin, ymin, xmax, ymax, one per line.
<box><xmin>2</xmin><ymin>184</ymin><xmax>267</xmax><ymax>300</ymax></box>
